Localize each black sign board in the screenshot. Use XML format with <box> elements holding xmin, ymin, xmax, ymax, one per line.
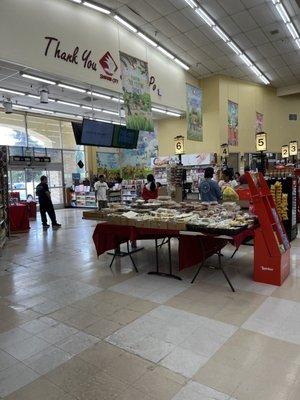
<box><xmin>33</xmin><ymin>156</ymin><xmax>51</xmax><ymax>163</ymax></box>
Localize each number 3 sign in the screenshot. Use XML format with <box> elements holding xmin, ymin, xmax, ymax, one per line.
<box><xmin>256</xmin><ymin>132</ymin><xmax>267</xmax><ymax>151</ymax></box>
<box><xmin>289</xmin><ymin>141</ymin><xmax>298</xmax><ymax>156</ymax></box>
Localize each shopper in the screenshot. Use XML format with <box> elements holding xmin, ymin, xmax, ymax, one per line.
<box><xmin>234</xmin><ymin>172</ymin><xmax>241</xmax><ymax>183</ymax></box>
<box><xmin>219</xmin><ymin>169</ymin><xmax>238</xmax><ymax>189</ymax></box>
<box><xmin>113</xmin><ymin>177</ymin><xmax>123</xmax><ymax>191</ymax></box>
<box><xmin>199</xmin><ymin>167</ymin><xmax>222</xmax><ymax>203</ymax></box>
<box><xmin>141</xmin><ymin>174</ymin><xmax>158</xmax><ymax>201</ymax></box>
<box><xmin>239</xmin><ymin>166</ymin><xmax>251</xmax><ymax>185</ymax></box>
<box><xmin>94</xmin><ymin>175</ymin><xmax>109</xmax><ymax>210</ymax></box>
<box><xmin>36</xmin><ymin>176</ymin><xmax>61</xmax><ymax>228</ymax></box>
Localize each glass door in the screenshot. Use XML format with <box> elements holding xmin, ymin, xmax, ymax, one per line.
<box><xmin>9</xmin><ymin>170</ymin><xmax>27</xmax><ymax>200</ymax></box>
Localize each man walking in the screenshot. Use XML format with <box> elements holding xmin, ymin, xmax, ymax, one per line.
<box><xmin>94</xmin><ymin>175</ymin><xmax>109</xmax><ymax>210</ymax></box>
<box><xmin>36</xmin><ymin>176</ymin><xmax>61</xmax><ymax>228</ymax></box>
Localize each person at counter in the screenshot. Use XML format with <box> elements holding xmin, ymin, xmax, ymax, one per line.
<box><xmin>199</xmin><ymin>167</ymin><xmax>222</xmax><ymax>203</ymax></box>
<box><xmin>219</xmin><ymin>169</ymin><xmax>238</xmax><ymax>190</ymax></box>
<box><xmin>94</xmin><ymin>175</ymin><xmax>109</xmax><ymax>210</ymax></box>
<box><xmin>141</xmin><ymin>174</ymin><xmax>158</xmax><ymax>201</ymax></box>
<box><xmin>239</xmin><ymin>166</ymin><xmax>251</xmax><ymax>185</ymax></box>
<box><xmin>113</xmin><ymin>177</ymin><xmax>123</xmax><ymax>191</ymax></box>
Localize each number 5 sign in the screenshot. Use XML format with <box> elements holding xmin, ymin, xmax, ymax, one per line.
<box><xmin>289</xmin><ymin>141</ymin><xmax>298</xmax><ymax>156</ymax></box>
<box><xmin>256</xmin><ymin>132</ymin><xmax>267</xmax><ymax>151</ymax></box>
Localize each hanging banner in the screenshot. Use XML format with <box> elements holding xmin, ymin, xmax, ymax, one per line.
<box><xmin>228</xmin><ymin>100</ymin><xmax>238</xmax><ymax>146</ymax></box>
<box><xmin>119</xmin><ymin>52</ymin><xmax>154</xmax><ymax>132</ymax></box>
<box><xmin>186</xmin><ymin>84</ymin><xmax>203</xmax><ymax>142</ymax></box>
<box><xmin>255</xmin><ymin>112</ymin><xmax>264</xmax><ymax>134</ymax></box>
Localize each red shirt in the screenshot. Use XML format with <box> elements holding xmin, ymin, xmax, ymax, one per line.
<box><xmin>141</xmin><ymin>186</ymin><xmax>158</xmax><ymax>201</ymax></box>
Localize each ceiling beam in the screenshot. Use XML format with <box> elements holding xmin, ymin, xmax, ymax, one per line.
<box><xmin>277</xmin><ymin>84</ymin><xmax>300</xmax><ymax>96</ymax></box>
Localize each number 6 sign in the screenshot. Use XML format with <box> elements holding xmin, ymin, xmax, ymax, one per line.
<box><xmin>256</xmin><ymin>132</ymin><xmax>267</xmax><ymax>151</ymax></box>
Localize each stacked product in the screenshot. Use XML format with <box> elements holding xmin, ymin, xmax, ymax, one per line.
<box><xmin>270</xmin><ymin>181</ymin><xmax>288</xmax><ymax>221</ymax></box>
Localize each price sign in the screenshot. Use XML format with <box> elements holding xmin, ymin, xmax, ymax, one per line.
<box><xmin>221</xmin><ymin>144</ymin><xmax>229</xmax><ymax>157</ymax></box>
<box><xmin>174</xmin><ymin>138</ymin><xmax>184</xmax><ymax>155</ymax></box>
<box><xmin>256</xmin><ymin>133</ymin><xmax>267</xmax><ymax>151</ymax></box>
<box><xmin>289</xmin><ymin>141</ymin><xmax>298</xmax><ymax>156</ymax></box>
<box><xmin>281</xmin><ymin>145</ymin><xmax>289</xmax><ymax>159</ymax></box>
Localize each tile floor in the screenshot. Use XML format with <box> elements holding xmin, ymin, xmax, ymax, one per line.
<box><xmin>0</xmin><ymin>209</ymin><xmax>299</xmax><ymax>399</ymax></box>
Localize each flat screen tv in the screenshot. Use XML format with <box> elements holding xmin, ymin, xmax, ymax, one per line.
<box><xmin>112</xmin><ymin>126</ymin><xmax>139</xmax><ymax>149</ymax></box>
<box><xmin>80</xmin><ymin>119</ymin><xmax>115</xmax><ymax>147</ymax></box>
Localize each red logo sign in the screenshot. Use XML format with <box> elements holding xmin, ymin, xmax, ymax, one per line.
<box><xmin>99</xmin><ymin>51</ymin><xmax>118</xmax><ymax>76</ymax></box>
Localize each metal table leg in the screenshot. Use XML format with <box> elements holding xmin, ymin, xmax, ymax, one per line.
<box><xmin>148</xmin><ymin>238</ymin><xmax>182</xmax><ymax>280</ymax></box>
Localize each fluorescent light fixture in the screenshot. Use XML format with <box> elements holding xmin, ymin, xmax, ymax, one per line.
<box><xmin>0</xmin><ymin>88</ymin><xmax>25</xmax><ymax>96</ymax></box>
<box><xmin>195</xmin><ymin>7</ymin><xmax>214</xmax><ymax>27</ymax></box>
<box><xmin>31</xmin><ymin>108</ymin><xmax>54</xmax><ymax>114</ymax></box>
<box><xmin>58</xmin><ymin>83</ymin><xmax>86</xmax><ymax>93</ymax></box>
<box><xmin>275</xmin><ymin>3</ymin><xmax>290</xmax><ymax>24</ymax></box>
<box><xmin>114</xmin><ymin>15</ymin><xmax>137</xmax><ymax>33</ymax></box>
<box><xmin>56</xmin><ymin>100</ymin><xmax>80</xmax><ymax>107</ymax></box>
<box><xmin>184</xmin><ymin>0</ymin><xmax>197</xmax><ymax>7</ymax></box>
<box><xmin>93</xmin><ymin>107</ymin><xmax>102</xmax><ymax>112</ymax></box>
<box><xmin>111</xmin><ymin>97</ymin><xmax>124</xmax><ymax>103</ymax></box>
<box><xmin>120</xmin><ymin>122</ymin><xmax>126</xmax><ymax>126</ymax></box>
<box><xmin>48</xmin><ymin>98</ymin><xmax>56</xmax><ymax>102</ymax></box>
<box><xmin>82</xmin><ymin>1</ymin><xmax>110</xmax><ymax>14</ymax></box>
<box><xmin>152</xmin><ymin>107</ymin><xmax>167</xmax><ymax>114</ymax></box>
<box><xmin>250</xmin><ymin>65</ymin><xmax>262</xmax><ymax>77</ymax></box>
<box><xmin>166</xmin><ymin>111</ymin><xmax>181</xmax><ymax>117</ymax></box>
<box><xmin>81</xmin><ymin>105</ymin><xmax>93</xmax><ymax>110</ymax></box>
<box><xmin>296</xmin><ymin>38</ymin><xmax>300</xmax><ymax>49</ymax></box>
<box><xmin>157</xmin><ymin>46</ymin><xmax>175</xmax><ymax>60</ymax></box>
<box><xmin>102</xmin><ymin>109</ymin><xmax>119</xmax><ymax>115</ymax></box>
<box><xmin>20</xmin><ymin>73</ymin><xmax>56</xmax><ymax>85</ymax></box>
<box><xmin>95</xmin><ymin>118</ymin><xmax>109</xmax><ymax>123</ymax></box>
<box><xmin>213</xmin><ymin>26</ymin><xmax>229</xmax><ymax>42</ymax></box>
<box><xmin>174</xmin><ymin>59</ymin><xmax>190</xmax><ymax>70</ymax></box>
<box><xmin>54</xmin><ymin>112</ymin><xmax>76</xmax><ymax>118</ymax></box>
<box><xmin>27</xmin><ymin>94</ymin><xmax>40</xmax><ymax>99</ymax></box>
<box><xmin>137</xmin><ymin>32</ymin><xmax>157</xmax><ymax>47</ymax></box>
<box><xmin>259</xmin><ymin>75</ymin><xmax>270</xmax><ymax>85</ymax></box>
<box><xmin>70</xmin><ymin>0</ymin><xmax>82</xmax><ymax>3</ymax></box>
<box><xmin>239</xmin><ymin>54</ymin><xmax>252</xmax><ymax>67</ymax></box>
<box><xmin>87</xmin><ymin>91</ymin><xmax>111</xmax><ymax>100</ymax></box>
<box><xmin>227</xmin><ymin>41</ymin><xmax>242</xmax><ymax>55</ymax></box>
<box><xmin>14</xmin><ymin>105</ymin><xmax>30</xmax><ymax>110</ymax></box>
<box><xmin>286</xmin><ymin>22</ymin><xmax>299</xmax><ymax>40</ymax></box>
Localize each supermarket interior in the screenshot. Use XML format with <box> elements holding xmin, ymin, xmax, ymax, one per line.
<box><xmin>0</xmin><ymin>0</ymin><xmax>300</xmax><ymax>399</ymax></box>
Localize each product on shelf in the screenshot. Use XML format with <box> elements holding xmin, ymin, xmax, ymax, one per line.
<box><xmin>270</xmin><ymin>181</ymin><xmax>288</xmax><ymax>221</ymax></box>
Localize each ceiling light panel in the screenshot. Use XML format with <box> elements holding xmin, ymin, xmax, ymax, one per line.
<box><xmin>271</xmin><ymin>1</ymin><xmax>300</xmax><ymax>47</ymax></box>
<box><xmin>20</xmin><ymin>73</ymin><xmax>56</xmax><ymax>85</ymax></box>
<box><xmin>114</xmin><ymin>15</ymin><xmax>137</xmax><ymax>33</ymax></box>
<box><xmin>137</xmin><ymin>32</ymin><xmax>158</xmax><ymax>47</ymax></box>
<box><xmin>58</xmin><ymin>83</ymin><xmax>86</xmax><ymax>93</ymax></box>
<box><xmin>157</xmin><ymin>46</ymin><xmax>175</xmax><ymax>60</ymax></box>
<box><xmin>56</xmin><ymin>100</ymin><xmax>80</xmax><ymax>107</ymax></box>
<box><xmin>102</xmin><ymin>109</ymin><xmax>119</xmax><ymax>115</ymax></box>
<box><xmin>213</xmin><ymin>26</ymin><xmax>229</xmax><ymax>42</ymax></box>
<box><xmin>0</xmin><ymin>88</ymin><xmax>25</xmax><ymax>96</ymax></box>
<box><xmin>82</xmin><ymin>1</ymin><xmax>110</xmax><ymax>14</ymax></box>
<box><xmin>184</xmin><ymin>0</ymin><xmax>197</xmax><ymax>8</ymax></box>
<box><xmin>87</xmin><ymin>91</ymin><xmax>111</xmax><ymax>99</ymax></box>
<box><xmin>195</xmin><ymin>8</ymin><xmax>215</xmax><ymax>27</ymax></box>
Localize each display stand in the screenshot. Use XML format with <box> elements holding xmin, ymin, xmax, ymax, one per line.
<box><xmin>246</xmin><ymin>172</ymin><xmax>290</xmax><ymax>286</ymax></box>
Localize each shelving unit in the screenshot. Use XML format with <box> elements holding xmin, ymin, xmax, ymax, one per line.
<box><xmin>0</xmin><ymin>146</ymin><xmax>9</xmax><ymax>249</ymax></box>
<box><xmin>74</xmin><ymin>185</ymin><xmax>97</xmax><ymax>208</ymax></box>
<box><xmin>121</xmin><ymin>180</ymin><xmax>144</xmax><ymax>203</ymax></box>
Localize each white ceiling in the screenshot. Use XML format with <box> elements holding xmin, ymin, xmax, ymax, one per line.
<box><xmin>0</xmin><ymin>60</ymin><xmax>179</xmax><ymax>120</ymax></box>
<box><xmin>93</xmin><ymin>0</ymin><xmax>300</xmax><ymax>87</ymax></box>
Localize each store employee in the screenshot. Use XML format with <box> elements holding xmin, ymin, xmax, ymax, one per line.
<box><xmin>199</xmin><ymin>167</ymin><xmax>222</xmax><ymax>203</ymax></box>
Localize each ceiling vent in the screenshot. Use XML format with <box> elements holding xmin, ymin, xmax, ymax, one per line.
<box><xmin>289</xmin><ymin>113</ymin><xmax>298</xmax><ymax>121</ymax></box>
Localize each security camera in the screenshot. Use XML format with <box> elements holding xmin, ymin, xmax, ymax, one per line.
<box><xmin>3</xmin><ymin>98</ymin><xmax>12</xmax><ymax>114</ymax></box>
<box><xmin>40</xmin><ymin>89</ymin><xmax>49</xmax><ymax>104</ymax></box>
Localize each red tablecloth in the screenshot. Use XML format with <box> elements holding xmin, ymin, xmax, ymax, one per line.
<box><xmin>20</xmin><ymin>201</ymin><xmax>37</xmax><ymax>220</ymax></box>
<box><xmin>9</xmin><ymin>204</ymin><xmax>30</xmax><ymax>232</ymax></box>
<box><xmin>92</xmin><ymin>223</ymin><xmax>255</xmax><ymax>270</ymax></box>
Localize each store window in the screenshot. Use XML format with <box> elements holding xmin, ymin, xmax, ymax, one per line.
<box><xmin>0</xmin><ymin>111</ymin><xmax>27</xmax><ymax>146</ymax></box>
<box><xmin>63</xmin><ymin>150</ymin><xmax>86</xmax><ymax>187</ymax></box>
<box><xmin>27</xmin><ymin>115</ymin><xmax>61</xmax><ymax>148</ymax></box>
<box><xmin>61</xmin><ymin>121</ymin><xmax>79</xmax><ymax>150</ymax></box>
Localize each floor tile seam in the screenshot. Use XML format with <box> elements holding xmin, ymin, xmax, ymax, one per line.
<box><xmin>238</xmin><ymin>326</ymin><xmax>300</xmax><ymax>349</ymax></box>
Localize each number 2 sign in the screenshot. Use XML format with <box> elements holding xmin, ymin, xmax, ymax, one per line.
<box><xmin>281</xmin><ymin>145</ymin><xmax>289</xmax><ymax>159</ymax></box>
<box><xmin>256</xmin><ymin>132</ymin><xmax>267</xmax><ymax>151</ymax></box>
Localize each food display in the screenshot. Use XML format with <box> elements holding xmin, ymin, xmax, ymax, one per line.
<box><xmin>84</xmin><ymin>201</ymin><xmax>257</xmax><ymax>234</ymax></box>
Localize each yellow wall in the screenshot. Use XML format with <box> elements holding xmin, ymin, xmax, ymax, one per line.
<box><xmin>157</xmin><ymin>76</ymin><xmax>220</xmax><ymax>156</ymax></box>
<box><xmin>219</xmin><ymin>76</ymin><xmax>300</xmax><ymax>153</ymax></box>
<box><xmin>157</xmin><ymin>75</ymin><xmax>300</xmax><ymax>156</ymax></box>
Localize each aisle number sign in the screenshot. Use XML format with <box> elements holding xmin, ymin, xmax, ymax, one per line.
<box><xmin>221</xmin><ymin>144</ymin><xmax>229</xmax><ymax>157</ymax></box>
<box><xmin>281</xmin><ymin>145</ymin><xmax>289</xmax><ymax>159</ymax></box>
<box><xmin>289</xmin><ymin>141</ymin><xmax>298</xmax><ymax>156</ymax></box>
<box><xmin>174</xmin><ymin>137</ymin><xmax>184</xmax><ymax>155</ymax></box>
<box><xmin>256</xmin><ymin>133</ymin><xmax>267</xmax><ymax>151</ymax></box>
